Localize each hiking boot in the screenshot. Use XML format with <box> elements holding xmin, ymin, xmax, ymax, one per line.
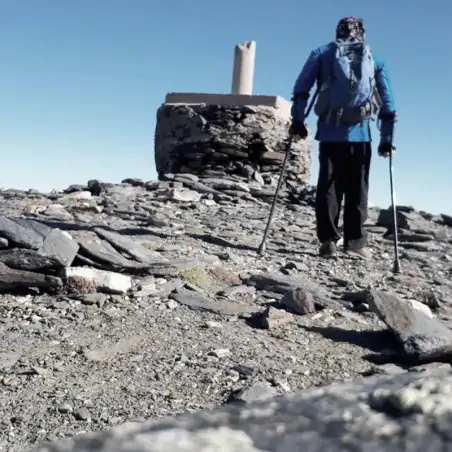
<box><xmin>345</xmin><ymin>246</ymin><xmax>372</xmax><ymax>260</ymax></box>
<box><xmin>319</xmin><ymin>241</ymin><xmax>337</xmax><ymax>258</ymax></box>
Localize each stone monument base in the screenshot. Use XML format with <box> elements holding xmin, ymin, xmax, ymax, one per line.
<box><xmin>154</xmin><ymin>93</ymin><xmax>312</xmax><ymax>187</ymax></box>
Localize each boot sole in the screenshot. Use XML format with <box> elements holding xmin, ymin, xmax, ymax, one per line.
<box><xmin>344</xmin><ymin>249</ymin><xmax>371</xmax><ymax>260</ymax></box>
<box><xmin>319</xmin><ymin>254</ymin><xmax>337</xmax><ymax>259</ymax></box>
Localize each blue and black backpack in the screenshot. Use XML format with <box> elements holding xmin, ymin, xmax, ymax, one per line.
<box><xmin>314</xmin><ymin>39</ymin><xmax>382</xmax><ymax>126</ymax></box>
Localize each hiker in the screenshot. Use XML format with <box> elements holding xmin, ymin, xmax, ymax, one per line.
<box><xmin>290</xmin><ymin>16</ymin><xmax>396</xmax><ymax>259</ymax></box>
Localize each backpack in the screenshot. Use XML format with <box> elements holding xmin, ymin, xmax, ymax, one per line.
<box><xmin>314</xmin><ymin>40</ymin><xmax>382</xmax><ymax>126</ymax></box>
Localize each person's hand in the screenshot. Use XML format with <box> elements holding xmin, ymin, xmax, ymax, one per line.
<box><xmin>378</xmin><ymin>142</ymin><xmax>396</xmax><ymax>158</ymax></box>
<box><xmin>289</xmin><ymin>121</ymin><xmax>308</xmax><ymax>139</ymax></box>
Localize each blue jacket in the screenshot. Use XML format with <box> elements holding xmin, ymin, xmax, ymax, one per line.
<box><xmin>291</xmin><ymin>42</ymin><xmax>396</xmax><ymax>143</ymax></box>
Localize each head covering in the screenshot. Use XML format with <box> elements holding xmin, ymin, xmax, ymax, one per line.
<box><xmin>335</xmin><ymin>17</ymin><xmax>365</xmax><ymax>41</ymax></box>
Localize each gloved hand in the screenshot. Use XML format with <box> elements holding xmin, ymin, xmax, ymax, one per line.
<box><xmin>289</xmin><ymin>121</ymin><xmax>308</xmax><ymax>139</ymax></box>
<box><xmin>378</xmin><ymin>142</ymin><xmax>396</xmax><ymax>158</ymax></box>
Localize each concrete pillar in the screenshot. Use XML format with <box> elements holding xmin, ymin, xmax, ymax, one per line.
<box><xmin>231</xmin><ymin>40</ymin><xmax>256</xmax><ymax>95</ymax></box>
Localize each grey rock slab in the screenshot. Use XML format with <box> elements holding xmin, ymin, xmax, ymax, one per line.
<box><xmin>29</xmin><ymin>367</ymin><xmax>452</xmax><ymax>452</ymax></box>
<box><xmin>366</xmin><ymin>289</ymin><xmax>452</xmax><ymax>362</ymax></box>
<box><xmin>248</xmin><ymin>187</ymin><xmax>277</xmax><ymax>198</ymax></box>
<box><xmin>365</xmin><ymin>363</ymin><xmax>408</xmax><ymax>376</ymax></box>
<box><xmin>0</xmin><ymin>216</ymin><xmax>43</xmax><ymax>249</ymax></box>
<box><xmin>38</xmin><ymin>229</ymin><xmax>79</xmax><ymax>267</ymax></box>
<box><xmin>400</xmin><ymin>242</ymin><xmax>442</xmax><ymax>252</ymax></box>
<box><xmin>78</xmin><ymin>293</ymin><xmax>108</xmax><ymax>306</ymax></box>
<box><xmin>73</xmin><ymin>253</ymin><xmax>106</xmax><ymax>269</ymax></box>
<box><xmin>157</xmin><ymin>187</ymin><xmax>201</xmax><ymax>202</ymax></box>
<box><xmin>280</xmin><ymin>288</ymin><xmax>316</xmax><ymax>315</ymax></box>
<box><xmin>43</xmin><ymin>204</ymin><xmax>74</xmax><ymax>221</ymax></box>
<box><xmin>103</xmin><ymin>185</ymin><xmax>142</xmax><ymax>198</ymax></box>
<box><xmin>0</xmin><ymin>262</ymin><xmax>62</xmax><ymax>294</ymax></box>
<box><xmin>13</xmin><ymin>218</ymin><xmax>78</xmax><ymax>266</ymax></box>
<box><xmin>260</xmin><ymin>150</ymin><xmax>285</xmax><ymax>164</ymax></box>
<box><xmin>73</xmin><ymin>407</ymin><xmax>91</xmax><ymax>421</ymax></box>
<box><xmin>64</xmin><ymin>184</ymin><xmax>87</xmax><ymax>194</ymax></box>
<box><xmin>200</xmin><ymin>178</ymin><xmax>251</xmax><ymax>193</ymax></box>
<box><xmin>259</xmin><ymin>306</ymin><xmax>294</xmax><ymax>329</ymax></box>
<box><xmin>172</xmin><ymin>173</ymin><xmax>199</xmax><ymax>183</ymax></box>
<box><xmin>78</xmin><ymin>237</ymin><xmax>147</xmax><ymax>270</ymax></box>
<box><xmin>158</xmin><ymin>278</ymin><xmax>185</xmax><ymax>296</ymax></box>
<box><xmin>377</xmin><ymin>208</ymin><xmax>436</xmax><ymax>234</ymax></box>
<box><xmin>219</xmin><ymin>284</ymin><xmax>256</xmax><ymax>298</ymax></box>
<box><xmin>94</xmin><ymin>227</ymin><xmax>159</xmax><ymax>263</ymax></box>
<box><xmin>87</xmin><ymin>179</ymin><xmax>104</xmax><ymax>195</ymax></box>
<box><xmin>230</xmin><ymin>381</ymin><xmax>278</xmax><ymax>404</ymax></box>
<box><xmin>176</xmin><ymin>179</ymin><xmax>221</xmax><ymax>195</ymax></box>
<box><xmin>122</xmin><ymin>178</ymin><xmax>145</xmax><ymax>187</ymax></box>
<box><xmin>0</xmin><ymin>248</ymin><xmax>61</xmax><ymax>272</ymax></box>
<box><xmin>245</xmin><ymin>272</ymin><xmax>341</xmax><ymax>310</ymax></box>
<box><xmin>252</xmin><ymin>171</ymin><xmax>265</xmax><ymax>186</ymax></box>
<box><xmin>13</xmin><ymin>218</ymin><xmax>54</xmax><ymax>237</ymax></box>
<box><xmin>441</xmin><ymin>213</ymin><xmax>452</xmax><ymax>227</ymax></box>
<box><xmin>64</xmin><ymin>267</ymin><xmax>132</xmax><ymax>294</ymax></box>
<box><xmin>171</xmin><ymin>288</ymin><xmax>257</xmax><ymax>316</ymax></box>
<box><xmin>395</xmin><ymin>233</ymin><xmax>435</xmax><ymax>243</ymax></box>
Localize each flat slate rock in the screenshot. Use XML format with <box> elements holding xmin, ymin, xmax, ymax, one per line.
<box><xmin>366</xmin><ymin>289</ymin><xmax>452</xmax><ymax>362</ymax></box>
<box><xmin>174</xmin><ymin>178</ymin><xmax>221</xmax><ymax>195</ymax></box>
<box><xmin>245</xmin><ymin>272</ymin><xmax>341</xmax><ymax>309</ymax></box>
<box><xmin>13</xmin><ymin>218</ymin><xmax>79</xmax><ymax>266</ymax></box>
<box><xmin>171</xmin><ymin>288</ymin><xmax>257</xmax><ymax>316</ymax></box>
<box><xmin>77</xmin><ymin>236</ymin><xmax>148</xmax><ymax>271</ymax></box>
<box><xmin>78</xmin><ymin>237</ymin><xmax>132</xmax><ymax>267</ymax></box>
<box><xmin>0</xmin><ymin>216</ymin><xmax>43</xmax><ymax>249</ymax></box>
<box><xmin>64</xmin><ymin>267</ymin><xmax>132</xmax><ymax>294</ymax></box>
<box><xmin>12</xmin><ymin>218</ymin><xmax>53</xmax><ymax>237</ymax></box>
<box><xmin>0</xmin><ymin>262</ymin><xmax>62</xmax><ymax>293</ymax></box>
<box><xmin>94</xmin><ymin>227</ymin><xmax>158</xmax><ymax>263</ymax></box>
<box><xmin>30</xmin><ymin>367</ymin><xmax>452</xmax><ymax>452</ymax></box>
<box><xmin>0</xmin><ymin>248</ymin><xmax>61</xmax><ymax>272</ymax></box>
<box><xmin>38</xmin><ymin>229</ymin><xmax>79</xmax><ymax>267</ymax></box>
<box><xmin>229</xmin><ymin>381</ymin><xmax>278</xmax><ymax>404</ymax></box>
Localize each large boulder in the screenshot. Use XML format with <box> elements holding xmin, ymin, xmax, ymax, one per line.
<box><xmin>31</xmin><ymin>366</ymin><xmax>452</xmax><ymax>452</ymax></box>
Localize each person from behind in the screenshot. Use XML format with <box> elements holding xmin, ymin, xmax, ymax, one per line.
<box><xmin>290</xmin><ymin>16</ymin><xmax>396</xmax><ymax>259</ymax></box>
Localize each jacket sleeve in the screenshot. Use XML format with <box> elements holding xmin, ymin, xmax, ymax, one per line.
<box><xmin>291</xmin><ymin>49</ymin><xmax>321</xmax><ymax>122</ymax></box>
<box><xmin>375</xmin><ymin>58</ymin><xmax>397</xmax><ymax>143</ymax></box>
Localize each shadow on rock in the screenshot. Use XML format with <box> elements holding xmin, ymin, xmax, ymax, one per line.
<box><xmin>116</xmin><ymin>227</ymin><xmax>174</xmax><ymax>239</ymax></box>
<box><xmin>301</xmin><ymin>325</ymin><xmax>401</xmax><ymax>354</ymax></box>
<box><xmin>24</xmin><ymin>219</ymin><xmax>93</xmax><ymax>232</ymax></box>
<box><xmin>188</xmin><ymin>233</ymin><xmax>256</xmax><ymax>252</ymax></box>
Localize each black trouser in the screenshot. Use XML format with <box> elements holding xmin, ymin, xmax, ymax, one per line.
<box><xmin>315</xmin><ymin>141</ymin><xmax>371</xmax><ymax>249</ymax></box>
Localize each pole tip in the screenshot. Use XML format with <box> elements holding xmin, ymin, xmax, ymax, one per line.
<box><xmin>257</xmin><ymin>243</ymin><xmax>266</xmax><ymax>256</ymax></box>
<box><xmin>392</xmin><ymin>260</ymin><xmax>402</xmax><ymax>274</ymax></box>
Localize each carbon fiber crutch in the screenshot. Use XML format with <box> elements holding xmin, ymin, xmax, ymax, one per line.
<box><xmin>257</xmin><ymin>88</ymin><xmax>319</xmax><ymax>256</ymax></box>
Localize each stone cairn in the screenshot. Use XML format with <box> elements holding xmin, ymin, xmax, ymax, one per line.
<box><xmin>154</xmin><ymin>41</ymin><xmax>315</xmax><ymax>206</ymax></box>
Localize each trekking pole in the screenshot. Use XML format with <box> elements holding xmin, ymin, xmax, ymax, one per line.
<box><xmin>389</xmin><ymin>151</ymin><xmax>401</xmax><ymax>274</ymax></box>
<box><xmin>257</xmin><ymin>87</ymin><xmax>319</xmax><ymax>256</ymax></box>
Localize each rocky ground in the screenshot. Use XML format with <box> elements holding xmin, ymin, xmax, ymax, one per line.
<box><xmin>1</xmin><ymin>173</ymin><xmax>452</xmax><ymax>451</ymax></box>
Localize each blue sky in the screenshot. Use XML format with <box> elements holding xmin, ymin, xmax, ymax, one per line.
<box><xmin>1</xmin><ymin>0</ymin><xmax>450</xmax><ymax>214</ymax></box>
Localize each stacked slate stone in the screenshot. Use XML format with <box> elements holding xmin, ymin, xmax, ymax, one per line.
<box><xmin>0</xmin><ymin>211</ymin><xmax>159</xmax><ymax>295</ymax></box>
<box><xmin>155</xmin><ymin>173</ymin><xmax>317</xmax><ymax>208</ymax></box>
<box><xmin>154</xmin><ymin>103</ymin><xmax>313</xmax><ymax>205</ymax></box>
